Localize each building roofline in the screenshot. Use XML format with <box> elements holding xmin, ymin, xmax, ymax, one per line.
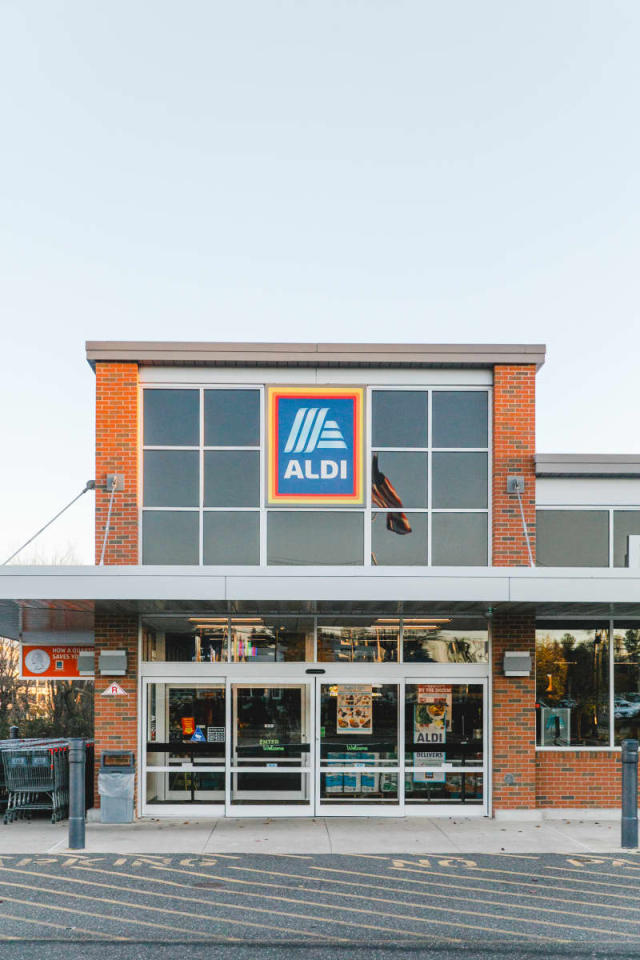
<box><xmin>85</xmin><ymin>341</ymin><xmax>546</xmax><ymax>371</ymax></box>
<box><xmin>536</xmin><ymin>454</ymin><xmax>640</xmax><ymax>478</ymax></box>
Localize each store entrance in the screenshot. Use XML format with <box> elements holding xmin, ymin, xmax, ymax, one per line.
<box><xmin>143</xmin><ymin>677</ymin><xmax>487</xmax><ymax>816</ymax></box>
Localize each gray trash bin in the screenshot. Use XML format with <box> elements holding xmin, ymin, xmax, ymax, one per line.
<box><xmin>98</xmin><ymin>751</ymin><xmax>135</xmax><ymax>823</ymax></box>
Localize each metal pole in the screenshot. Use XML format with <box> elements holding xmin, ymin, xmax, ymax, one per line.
<box><xmin>621</xmin><ymin>739</ymin><xmax>638</xmax><ymax>849</ymax></box>
<box><xmin>68</xmin><ymin>738</ymin><xmax>86</xmax><ymax>850</ymax></box>
<box><xmin>9</xmin><ymin>725</ymin><xmax>19</xmax><ymax>739</ymax></box>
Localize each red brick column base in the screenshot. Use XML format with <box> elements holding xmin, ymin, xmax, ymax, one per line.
<box><xmin>93</xmin><ymin>613</ymin><xmax>138</xmax><ymax>809</ymax></box>
<box><xmin>492</xmin><ymin>612</ymin><xmax>536</xmax><ymax>812</ymax></box>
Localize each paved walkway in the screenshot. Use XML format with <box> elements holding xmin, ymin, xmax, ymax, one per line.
<box><xmin>0</xmin><ymin>815</ymin><xmax>629</xmax><ymax>855</ymax></box>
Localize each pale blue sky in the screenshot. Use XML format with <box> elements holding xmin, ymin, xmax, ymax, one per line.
<box><xmin>1</xmin><ymin>1</ymin><xmax>639</xmax><ymax>563</ymax></box>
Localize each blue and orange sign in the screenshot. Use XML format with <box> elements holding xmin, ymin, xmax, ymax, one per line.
<box><xmin>267</xmin><ymin>386</ymin><xmax>364</xmax><ymax>505</ymax></box>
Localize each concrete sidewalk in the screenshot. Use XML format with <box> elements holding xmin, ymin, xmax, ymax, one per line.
<box><xmin>0</xmin><ymin>815</ymin><xmax>631</xmax><ymax>855</ymax></box>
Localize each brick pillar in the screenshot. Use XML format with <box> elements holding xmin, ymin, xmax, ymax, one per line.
<box><xmin>93</xmin><ymin>363</ymin><xmax>139</xmax><ymax>809</ymax></box>
<box><xmin>492</xmin><ymin>612</ymin><xmax>536</xmax><ymax>812</ymax></box>
<box><xmin>492</xmin><ymin>365</ymin><xmax>536</xmax><ymax>566</ymax></box>
<box><xmin>94</xmin><ymin>613</ymin><xmax>139</xmax><ymax>809</ymax></box>
<box><xmin>95</xmin><ymin>361</ymin><xmax>139</xmax><ymax>565</ymax></box>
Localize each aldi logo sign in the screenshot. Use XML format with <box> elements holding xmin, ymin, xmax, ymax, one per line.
<box><xmin>268</xmin><ymin>386</ymin><xmax>364</xmax><ymax>505</ymax></box>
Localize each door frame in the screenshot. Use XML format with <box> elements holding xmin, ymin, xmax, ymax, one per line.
<box><xmin>140</xmin><ymin>670</ymin><xmax>489</xmax><ymax>818</ymax></box>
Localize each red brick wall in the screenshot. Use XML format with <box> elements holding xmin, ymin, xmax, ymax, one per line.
<box><xmin>94</xmin><ymin>363</ymin><xmax>140</xmax><ymax>809</ymax></box>
<box><xmin>492</xmin><ymin>364</ymin><xmax>536</xmax><ymax>566</ymax></box>
<box><xmin>492</xmin><ymin>612</ymin><xmax>536</xmax><ymax>811</ymax></box>
<box><xmin>95</xmin><ymin>362</ymin><xmax>139</xmax><ymax>565</ymax></box>
<box><xmin>536</xmin><ymin>751</ymin><xmax>640</xmax><ymax>808</ymax></box>
<box><xmin>93</xmin><ymin>613</ymin><xmax>139</xmax><ymax>808</ymax></box>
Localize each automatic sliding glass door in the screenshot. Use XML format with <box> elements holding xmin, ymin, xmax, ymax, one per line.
<box><xmin>229</xmin><ymin>682</ymin><xmax>314</xmax><ymax>815</ymax></box>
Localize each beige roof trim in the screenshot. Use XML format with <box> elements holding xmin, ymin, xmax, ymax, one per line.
<box><xmin>86</xmin><ymin>341</ymin><xmax>546</xmax><ymax>370</ymax></box>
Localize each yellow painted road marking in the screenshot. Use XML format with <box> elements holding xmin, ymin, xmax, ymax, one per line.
<box><xmin>0</xmin><ymin>882</ymin><xmax>238</xmax><ymax>942</ymax></box>
<box><xmin>0</xmin><ymin>909</ymin><xmax>127</xmax><ymax>940</ymax></box>
<box><xmin>231</xmin><ymin>859</ymin><xmax>640</xmax><ymax>918</ymax></box>
<box><xmin>0</xmin><ymin>868</ymin><xmax>349</xmax><ymax>944</ymax></box>
<box><xmin>296</xmin><ymin>865</ymin><xmax>640</xmax><ymax>932</ymax></box>
<box><xmin>68</xmin><ymin>864</ymin><xmax>461</xmax><ymax>945</ymax></box>
<box><xmin>116</xmin><ymin>861</ymin><xmax>567</xmax><ymax>944</ymax></box>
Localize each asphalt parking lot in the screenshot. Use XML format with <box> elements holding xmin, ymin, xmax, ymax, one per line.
<box><xmin>0</xmin><ymin>850</ymin><xmax>639</xmax><ymax>959</ymax></box>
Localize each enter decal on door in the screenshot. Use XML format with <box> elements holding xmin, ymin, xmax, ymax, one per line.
<box><xmin>336</xmin><ymin>685</ymin><xmax>373</xmax><ymax>734</ymax></box>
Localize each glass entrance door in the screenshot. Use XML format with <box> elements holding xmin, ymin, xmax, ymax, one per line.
<box><xmin>317</xmin><ymin>682</ymin><xmax>400</xmax><ymax>814</ymax></box>
<box><xmin>230</xmin><ymin>683</ymin><xmax>314</xmax><ymax>815</ymax></box>
<box><xmin>142</xmin><ymin>676</ymin><xmax>487</xmax><ymax>816</ymax></box>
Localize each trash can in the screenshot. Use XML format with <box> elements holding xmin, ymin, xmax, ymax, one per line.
<box><xmin>98</xmin><ymin>751</ymin><xmax>135</xmax><ymax>823</ymax></box>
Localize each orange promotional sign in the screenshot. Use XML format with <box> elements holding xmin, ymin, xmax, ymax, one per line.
<box><xmin>181</xmin><ymin>717</ymin><xmax>196</xmax><ymax>737</ymax></box>
<box><xmin>21</xmin><ymin>645</ymin><xmax>93</xmax><ymax>679</ymax></box>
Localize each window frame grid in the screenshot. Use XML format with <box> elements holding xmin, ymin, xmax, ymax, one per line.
<box><xmin>140</xmin><ymin>383</ymin><xmax>492</xmax><ymax>567</ymax></box>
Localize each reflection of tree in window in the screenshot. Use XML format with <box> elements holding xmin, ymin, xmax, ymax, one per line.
<box><xmin>535</xmin><ymin>628</ymin><xmax>609</xmax><ymax>746</ymax></box>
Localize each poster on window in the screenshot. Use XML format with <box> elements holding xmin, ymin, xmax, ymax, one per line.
<box><xmin>414</xmin><ymin>684</ymin><xmax>452</xmax><ymax>746</ymax></box>
<box><xmin>337</xmin><ymin>685</ymin><xmax>373</xmax><ymax>734</ymax></box>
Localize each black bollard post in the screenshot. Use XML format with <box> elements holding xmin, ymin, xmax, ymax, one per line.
<box><xmin>68</xmin><ymin>738</ymin><xmax>86</xmax><ymax>850</ymax></box>
<box><xmin>621</xmin><ymin>739</ymin><xmax>638</xmax><ymax>849</ymax></box>
<box><xmin>9</xmin><ymin>725</ymin><xmax>19</xmax><ymax>739</ymax></box>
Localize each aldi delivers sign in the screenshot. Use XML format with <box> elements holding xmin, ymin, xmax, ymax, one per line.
<box><xmin>267</xmin><ymin>386</ymin><xmax>364</xmax><ymax>505</ymax></box>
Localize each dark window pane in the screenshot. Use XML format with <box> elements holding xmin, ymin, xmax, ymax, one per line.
<box><xmin>614</xmin><ymin>512</ymin><xmax>640</xmax><ymax>567</ymax></box>
<box><xmin>536</xmin><ymin>510</ymin><xmax>609</xmax><ymax>567</ymax></box>
<box><xmin>403</xmin><ymin>619</ymin><xmax>488</xmax><ymax>664</ymax></box>
<box><xmin>144</xmin><ymin>451</ymin><xmax>199</xmax><ymax>507</ymax></box>
<box><xmin>405</xmin><ymin>683</ymin><xmax>484</xmax><ymax>778</ymax></box>
<box><xmin>432</xmin><ymin>513</ymin><xmax>488</xmax><ymax>566</ymax></box>
<box><xmin>535</xmin><ymin>624</ymin><xmax>610</xmax><ymax>746</ymax></box>
<box><xmin>204</xmin><ymin>390</ymin><xmax>260</xmax><ymax>447</ymax></box>
<box><xmin>142</xmin><ymin>511</ymin><xmax>199</xmax><ymax>564</ymax></box>
<box><xmin>204</xmin><ymin>451</ymin><xmax>259</xmax><ymax>507</ymax></box>
<box><xmin>372</xmin><ymin>452</ymin><xmax>427</xmax><ymax>509</ymax></box>
<box><xmin>431</xmin><ymin>453</ymin><xmax>488</xmax><ymax>510</ymax></box>
<box><xmin>432</xmin><ymin>452</ymin><xmax>488</xmax><ymax>508</ymax></box>
<box><xmin>203</xmin><ymin>512</ymin><xmax>259</xmax><ymax>564</ymax></box>
<box><xmin>143</xmin><ymin>389</ymin><xmax>199</xmax><ymax>446</ymax></box>
<box><xmin>371</xmin><ymin>512</ymin><xmax>427</xmax><ymax>565</ymax></box>
<box><xmin>432</xmin><ymin>391</ymin><xmax>488</xmax><ymax>448</ymax></box>
<box><xmin>372</xmin><ymin>391</ymin><xmax>428</xmax><ymax>448</ymax></box>
<box><xmin>267</xmin><ymin>512</ymin><xmax>363</xmax><ymax>565</ymax></box>
<box><xmin>613</xmin><ymin>623</ymin><xmax>640</xmax><ymax>745</ymax></box>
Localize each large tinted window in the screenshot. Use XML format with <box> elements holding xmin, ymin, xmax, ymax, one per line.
<box><xmin>142</xmin><ymin>511</ymin><xmax>199</xmax><ymax>565</ymax></box>
<box><xmin>371</xmin><ymin>452</ymin><xmax>428</xmax><ymax>508</ymax></box>
<box><xmin>204</xmin><ymin>390</ymin><xmax>260</xmax><ymax>447</ymax></box>
<box><xmin>613</xmin><ymin>622</ymin><xmax>640</xmax><ymax>744</ymax></box>
<box><xmin>432</xmin><ymin>453</ymin><xmax>488</xmax><ymax>509</ymax></box>
<box><xmin>203</xmin><ymin>512</ymin><xmax>260</xmax><ymax>565</ymax></box>
<box><xmin>371</xmin><ymin>513</ymin><xmax>428</xmax><ymax>565</ymax></box>
<box><xmin>432</xmin><ymin>513</ymin><xmax>488</xmax><ymax>566</ymax></box>
<box><xmin>372</xmin><ymin>391</ymin><xmax>428</xmax><ymax>448</ymax></box>
<box><xmin>536</xmin><ymin>510</ymin><xmax>609</xmax><ymax>567</ymax></box>
<box><xmin>432</xmin><ymin>391</ymin><xmax>488</xmax><ymax>448</ymax></box>
<box><xmin>613</xmin><ymin>512</ymin><xmax>640</xmax><ymax>567</ymax></box>
<box><xmin>535</xmin><ymin>623</ymin><xmax>609</xmax><ymax>747</ymax></box>
<box><xmin>267</xmin><ymin>512</ymin><xmax>363</xmax><ymax>565</ymax></box>
<box><xmin>204</xmin><ymin>451</ymin><xmax>260</xmax><ymax>507</ymax></box>
<box><xmin>144</xmin><ymin>390</ymin><xmax>199</xmax><ymax>446</ymax></box>
<box><xmin>143</xmin><ymin>451</ymin><xmax>199</xmax><ymax>507</ymax></box>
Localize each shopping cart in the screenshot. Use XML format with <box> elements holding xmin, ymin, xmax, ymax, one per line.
<box><xmin>2</xmin><ymin>741</ymin><xmax>69</xmax><ymax>823</ymax></box>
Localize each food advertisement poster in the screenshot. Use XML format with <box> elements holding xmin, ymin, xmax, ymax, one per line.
<box><xmin>337</xmin><ymin>685</ymin><xmax>373</xmax><ymax>734</ymax></box>
<box><xmin>414</xmin><ymin>684</ymin><xmax>452</xmax><ymax>746</ymax></box>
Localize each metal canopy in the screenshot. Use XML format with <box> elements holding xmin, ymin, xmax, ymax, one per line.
<box><xmin>3</xmin><ymin>565</ymin><xmax>640</xmax><ymax>640</ymax></box>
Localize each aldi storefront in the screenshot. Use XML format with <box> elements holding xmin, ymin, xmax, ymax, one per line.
<box><xmin>2</xmin><ymin>340</ymin><xmax>640</xmax><ymax>820</ymax></box>
<box><xmin>140</xmin><ymin>612</ymin><xmax>488</xmax><ymax>816</ymax></box>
